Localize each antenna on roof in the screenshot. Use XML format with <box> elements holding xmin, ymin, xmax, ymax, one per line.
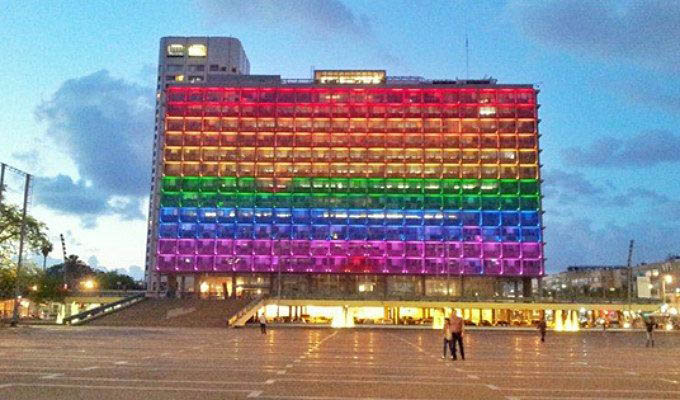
<box><xmin>465</xmin><ymin>34</ymin><xmax>469</xmax><ymax>80</ymax></box>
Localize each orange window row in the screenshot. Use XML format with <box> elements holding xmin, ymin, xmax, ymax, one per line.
<box><xmin>164</xmin><ymin>147</ymin><xmax>538</xmax><ymax>164</ymax></box>
<box><xmin>164</xmin><ymin>132</ymin><xmax>538</xmax><ymax>149</ymax></box>
<box><xmin>165</xmin><ymin>117</ymin><xmax>537</xmax><ymax>134</ymax></box>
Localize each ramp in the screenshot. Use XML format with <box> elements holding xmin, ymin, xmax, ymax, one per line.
<box><xmin>82</xmin><ymin>297</ymin><xmax>251</xmax><ymax>328</ymax></box>
<box><xmin>228</xmin><ymin>296</ymin><xmax>269</xmax><ymax>327</ymax></box>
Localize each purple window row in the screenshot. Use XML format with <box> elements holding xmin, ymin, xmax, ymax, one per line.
<box><xmin>155</xmin><ymin>254</ymin><xmax>542</xmax><ymax>276</ymax></box>
<box><xmin>157</xmin><ymin>239</ymin><xmax>542</xmax><ymax>259</ymax></box>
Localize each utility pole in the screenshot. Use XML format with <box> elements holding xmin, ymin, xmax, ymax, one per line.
<box><xmin>60</xmin><ymin>233</ymin><xmax>68</xmax><ymax>261</ymax></box>
<box><xmin>0</xmin><ymin>163</ymin><xmax>6</xmax><ymax>204</ymax></box>
<box><xmin>11</xmin><ymin>173</ymin><xmax>31</xmax><ymax>326</ymax></box>
<box><xmin>626</xmin><ymin>239</ymin><xmax>635</xmax><ymax>308</ymax></box>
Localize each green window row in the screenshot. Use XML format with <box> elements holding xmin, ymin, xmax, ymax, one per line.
<box><xmin>162</xmin><ymin>176</ymin><xmax>540</xmax><ymax>196</ymax></box>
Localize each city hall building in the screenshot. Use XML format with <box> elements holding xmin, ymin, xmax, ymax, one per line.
<box><xmin>145</xmin><ymin>37</ymin><xmax>544</xmax><ymax>302</ymax></box>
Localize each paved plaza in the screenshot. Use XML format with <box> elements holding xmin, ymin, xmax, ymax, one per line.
<box><xmin>0</xmin><ymin>326</ymin><xmax>679</xmax><ymax>399</ymax></box>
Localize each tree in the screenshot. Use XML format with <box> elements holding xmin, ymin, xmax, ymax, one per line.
<box><xmin>27</xmin><ymin>270</ymin><xmax>67</xmax><ymax>304</ymax></box>
<box><xmin>0</xmin><ymin>261</ymin><xmax>43</xmax><ymax>299</ymax></box>
<box><xmin>48</xmin><ymin>254</ymin><xmax>93</xmax><ymax>290</ymax></box>
<box><xmin>40</xmin><ymin>241</ymin><xmax>53</xmax><ymax>270</ymax></box>
<box><xmin>0</xmin><ymin>203</ymin><xmax>51</xmax><ymax>254</ymax></box>
<box><xmin>97</xmin><ymin>270</ymin><xmax>140</xmax><ymax>290</ymax></box>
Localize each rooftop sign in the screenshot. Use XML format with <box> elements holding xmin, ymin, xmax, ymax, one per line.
<box><xmin>314</xmin><ymin>70</ymin><xmax>386</xmax><ymax>85</ymax></box>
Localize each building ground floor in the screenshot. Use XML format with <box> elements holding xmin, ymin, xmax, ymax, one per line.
<box><xmin>152</xmin><ymin>272</ymin><xmax>536</xmax><ymax>300</ymax></box>
<box><xmin>254</xmin><ymin>299</ymin><xmax>664</xmax><ymax>331</ymax></box>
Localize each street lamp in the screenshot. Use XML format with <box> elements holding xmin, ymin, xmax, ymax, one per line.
<box><xmin>662</xmin><ymin>274</ymin><xmax>673</xmax><ymax>303</ymax></box>
<box><xmin>80</xmin><ymin>279</ymin><xmax>96</xmax><ymax>291</ymax></box>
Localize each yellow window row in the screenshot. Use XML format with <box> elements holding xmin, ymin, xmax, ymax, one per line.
<box><xmin>163</xmin><ymin>162</ymin><xmax>539</xmax><ymax>179</ymax></box>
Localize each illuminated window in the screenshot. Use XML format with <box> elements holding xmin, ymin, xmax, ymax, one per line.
<box><xmin>479</xmin><ymin>106</ymin><xmax>496</xmax><ymax>117</ymax></box>
<box><xmin>167</xmin><ymin>44</ymin><xmax>185</xmax><ymax>57</ymax></box>
<box><xmin>187</xmin><ymin>44</ymin><xmax>207</xmax><ymax>57</ymax></box>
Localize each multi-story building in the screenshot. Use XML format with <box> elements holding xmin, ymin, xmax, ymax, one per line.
<box><xmin>543</xmin><ymin>265</ymin><xmax>629</xmax><ymax>298</ymax></box>
<box><xmin>145</xmin><ymin>37</ymin><xmax>250</xmax><ymax>290</ymax></box>
<box><xmin>634</xmin><ymin>258</ymin><xmax>680</xmax><ymax>300</ymax></box>
<box><xmin>146</xmin><ymin>37</ymin><xmax>545</xmax><ymax>300</ymax></box>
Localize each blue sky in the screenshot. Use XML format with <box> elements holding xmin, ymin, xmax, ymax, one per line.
<box><xmin>1</xmin><ymin>0</ymin><xmax>679</xmax><ymax>278</ymax></box>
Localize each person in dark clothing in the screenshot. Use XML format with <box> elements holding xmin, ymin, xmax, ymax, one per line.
<box><xmin>259</xmin><ymin>313</ymin><xmax>267</xmax><ymax>334</ymax></box>
<box><xmin>449</xmin><ymin>312</ymin><xmax>465</xmax><ymax>360</ymax></box>
<box><xmin>645</xmin><ymin>318</ymin><xmax>655</xmax><ymax>347</ymax></box>
<box><xmin>537</xmin><ymin>319</ymin><xmax>547</xmax><ymax>342</ymax></box>
<box><xmin>442</xmin><ymin>317</ymin><xmax>453</xmax><ymax>359</ymax></box>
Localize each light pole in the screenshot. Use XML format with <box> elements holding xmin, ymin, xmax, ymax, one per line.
<box><xmin>662</xmin><ymin>274</ymin><xmax>672</xmax><ymax>303</ymax></box>
<box><xmin>277</xmin><ymin>237</ymin><xmax>282</xmax><ymax>301</ymax></box>
<box><xmin>10</xmin><ymin>172</ymin><xmax>31</xmax><ymax>326</ymax></box>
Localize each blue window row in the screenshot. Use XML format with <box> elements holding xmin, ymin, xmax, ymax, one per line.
<box><xmin>158</xmin><ymin>223</ymin><xmax>542</xmax><ymax>242</ymax></box>
<box><xmin>159</xmin><ymin>207</ymin><xmax>540</xmax><ymax>227</ymax></box>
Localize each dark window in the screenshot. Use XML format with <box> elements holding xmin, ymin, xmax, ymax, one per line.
<box><xmin>209</xmin><ymin>64</ymin><xmax>219</xmax><ymax>71</ymax></box>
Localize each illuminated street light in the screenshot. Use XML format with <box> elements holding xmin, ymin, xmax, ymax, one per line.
<box><xmin>81</xmin><ymin>279</ymin><xmax>96</xmax><ymax>290</ymax></box>
<box><xmin>30</xmin><ymin>285</ymin><xmax>38</xmax><ymax>291</ymax></box>
<box><xmin>661</xmin><ymin>274</ymin><xmax>673</xmax><ymax>303</ymax></box>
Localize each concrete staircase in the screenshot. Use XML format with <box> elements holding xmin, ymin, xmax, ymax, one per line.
<box><xmin>86</xmin><ymin>297</ymin><xmax>252</xmax><ymax>328</ymax></box>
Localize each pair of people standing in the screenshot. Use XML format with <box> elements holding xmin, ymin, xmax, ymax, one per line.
<box><xmin>442</xmin><ymin>312</ymin><xmax>465</xmax><ymax>360</ymax></box>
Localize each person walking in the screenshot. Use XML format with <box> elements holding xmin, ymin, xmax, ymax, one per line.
<box><xmin>449</xmin><ymin>311</ymin><xmax>465</xmax><ymax>360</ymax></box>
<box><xmin>442</xmin><ymin>317</ymin><xmax>453</xmax><ymax>359</ymax></box>
<box><xmin>537</xmin><ymin>318</ymin><xmax>547</xmax><ymax>342</ymax></box>
<box><xmin>645</xmin><ymin>317</ymin><xmax>655</xmax><ymax>348</ymax></box>
<box><xmin>259</xmin><ymin>313</ymin><xmax>267</xmax><ymax>335</ymax></box>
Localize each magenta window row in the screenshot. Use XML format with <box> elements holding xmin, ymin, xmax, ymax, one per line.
<box><xmin>157</xmin><ymin>238</ymin><xmax>541</xmax><ymax>258</ymax></box>
<box><xmin>155</xmin><ymin>254</ymin><xmax>541</xmax><ymax>276</ymax></box>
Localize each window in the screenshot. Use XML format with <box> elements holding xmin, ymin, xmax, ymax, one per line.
<box><xmin>167</xmin><ymin>44</ymin><xmax>185</xmax><ymax>56</ymax></box>
<box><xmin>188</xmin><ymin>75</ymin><xmax>204</xmax><ymax>83</ymax></box>
<box><xmin>187</xmin><ymin>64</ymin><xmax>205</xmax><ymax>72</ymax></box>
<box><xmin>166</xmin><ymin>64</ymin><xmax>183</xmax><ymax>72</ymax></box>
<box><xmin>209</xmin><ymin>64</ymin><xmax>219</xmax><ymax>71</ymax></box>
<box><xmin>187</xmin><ymin>44</ymin><xmax>207</xmax><ymax>57</ymax></box>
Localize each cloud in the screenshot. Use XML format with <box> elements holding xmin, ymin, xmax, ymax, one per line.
<box><xmin>198</xmin><ymin>0</ymin><xmax>372</xmax><ymax>38</ymax></box>
<box><xmin>513</xmin><ymin>0</ymin><xmax>680</xmax><ymax>73</ymax></box>
<box><xmin>11</xmin><ymin>151</ymin><xmax>40</xmax><ymax>168</ymax></box>
<box><xmin>543</xmin><ymin>169</ymin><xmax>603</xmax><ymax>197</ymax></box>
<box><xmin>561</xmin><ymin>130</ymin><xmax>680</xmax><ymax>168</ymax></box>
<box><xmin>195</xmin><ymin>0</ymin><xmax>402</xmax><ymax>67</ymax></box>
<box><xmin>34</xmin><ymin>70</ymin><xmax>154</xmax><ymax>224</ymax></box>
<box><xmin>34</xmin><ymin>175</ymin><xmax>143</xmax><ymax>228</ymax></box>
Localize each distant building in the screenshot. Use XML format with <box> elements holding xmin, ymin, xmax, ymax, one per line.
<box><xmin>543</xmin><ymin>265</ymin><xmax>629</xmax><ymax>297</ymax></box>
<box><xmin>633</xmin><ymin>259</ymin><xmax>680</xmax><ymax>301</ymax></box>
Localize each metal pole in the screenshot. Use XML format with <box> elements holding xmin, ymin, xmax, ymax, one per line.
<box><xmin>446</xmin><ymin>263</ymin><xmax>450</xmax><ymax>298</ymax></box>
<box><xmin>661</xmin><ymin>270</ymin><xmax>670</xmax><ymax>303</ymax></box>
<box><xmin>10</xmin><ymin>174</ymin><xmax>31</xmax><ymax>326</ymax></box>
<box><xmin>626</xmin><ymin>239</ymin><xmax>634</xmax><ymax>310</ymax></box>
<box><xmin>0</xmin><ymin>163</ymin><xmax>6</xmax><ymax>204</ymax></box>
<box><xmin>277</xmin><ymin>238</ymin><xmax>282</xmax><ymax>301</ymax></box>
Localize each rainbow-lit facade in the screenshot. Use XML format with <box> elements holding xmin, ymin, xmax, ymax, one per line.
<box><xmin>152</xmin><ymin>76</ymin><xmax>544</xmax><ymax>284</ymax></box>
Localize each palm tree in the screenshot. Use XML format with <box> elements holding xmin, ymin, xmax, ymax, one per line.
<box><xmin>40</xmin><ymin>241</ymin><xmax>53</xmax><ymax>271</ymax></box>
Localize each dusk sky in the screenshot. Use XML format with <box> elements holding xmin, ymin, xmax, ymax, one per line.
<box><xmin>1</xmin><ymin>0</ymin><xmax>679</xmax><ymax>279</ymax></box>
